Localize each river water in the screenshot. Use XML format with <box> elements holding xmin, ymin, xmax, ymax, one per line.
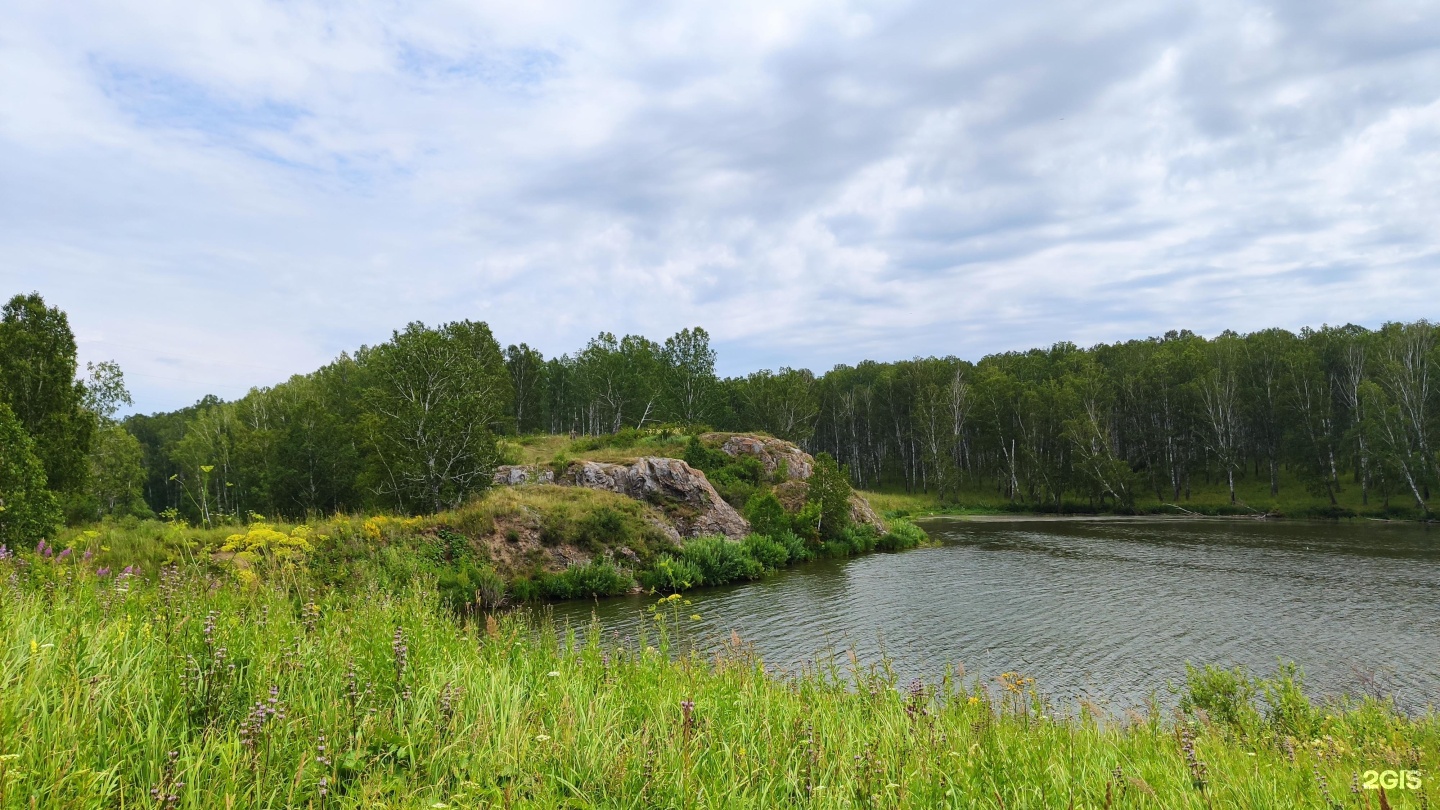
<box><xmin>547</xmin><ymin>517</ymin><xmax>1440</xmax><ymax>711</ymax></box>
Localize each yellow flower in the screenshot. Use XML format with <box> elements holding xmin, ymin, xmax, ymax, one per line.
<box><xmin>690</xmin><ymin>614</ymin><xmax>702</xmax><ymax>621</ymax></box>
<box><xmin>30</xmin><ymin>639</ymin><xmax>38</xmax><ymax>654</ymax></box>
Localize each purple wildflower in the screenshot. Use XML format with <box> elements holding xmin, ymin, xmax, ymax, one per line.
<box><xmin>97</xmin><ymin>567</ymin><xmax>111</xmax><ymax>578</ymax></box>
<box><xmin>83</xmin><ymin>549</ymin><xmax>94</xmax><ymax>562</ymax></box>
<box><xmin>57</xmin><ymin>548</ymin><xmax>71</xmax><ymax>561</ymax></box>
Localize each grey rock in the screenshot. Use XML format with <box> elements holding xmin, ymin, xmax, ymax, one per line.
<box><xmin>568</xmin><ymin>457</ymin><xmax>750</xmax><ymax>539</ymax></box>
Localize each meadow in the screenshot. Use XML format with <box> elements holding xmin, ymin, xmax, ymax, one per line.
<box><xmin>1</xmin><ymin>541</ymin><xmax>1437</xmax><ymax>809</ymax></box>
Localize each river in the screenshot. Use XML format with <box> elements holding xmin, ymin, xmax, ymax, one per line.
<box><xmin>547</xmin><ymin>517</ymin><xmax>1440</xmax><ymax>711</ymax></box>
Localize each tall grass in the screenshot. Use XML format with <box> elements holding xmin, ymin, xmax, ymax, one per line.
<box><xmin>0</xmin><ymin>552</ymin><xmax>1435</xmax><ymax>808</ymax></box>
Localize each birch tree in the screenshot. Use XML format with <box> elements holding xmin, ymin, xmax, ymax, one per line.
<box><xmin>360</xmin><ymin>321</ymin><xmax>510</xmax><ymax>514</ymax></box>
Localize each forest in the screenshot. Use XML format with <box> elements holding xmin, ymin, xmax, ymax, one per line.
<box><xmin>2</xmin><ymin>290</ymin><xmax>1438</xmax><ymax>539</ymax></box>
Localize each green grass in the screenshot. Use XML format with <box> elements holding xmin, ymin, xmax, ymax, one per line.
<box><xmin>506</xmin><ymin>430</ymin><xmax>693</xmax><ymax>467</ymax></box>
<box><xmin>862</xmin><ymin>466</ymin><xmax>1435</xmax><ymax>522</ymax></box>
<box><xmin>1</xmin><ymin>557</ymin><xmax>1436</xmax><ymax>809</ymax></box>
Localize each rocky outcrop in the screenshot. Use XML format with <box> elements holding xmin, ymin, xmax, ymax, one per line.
<box><xmin>724</xmin><ymin>434</ymin><xmax>887</xmax><ymax>533</ymax></box>
<box><xmin>849</xmin><ymin>493</ymin><xmax>883</xmax><ymax>530</ymax></box>
<box><xmin>701</xmin><ymin>432</ymin><xmax>814</xmax><ymax>481</ymax></box>
<box><xmin>565</xmin><ymin>457</ymin><xmax>750</xmax><ymax>539</ymax></box>
<box><xmin>493</xmin><ymin>457</ymin><xmax>749</xmax><ymax>539</ymax></box>
<box><xmin>492</xmin><ymin>465</ymin><xmax>556</xmax><ymax>486</ymax></box>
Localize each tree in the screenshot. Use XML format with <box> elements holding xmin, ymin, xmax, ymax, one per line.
<box><xmin>806</xmin><ymin>452</ymin><xmax>852</xmax><ymax>541</ymax></box>
<box><xmin>1198</xmin><ymin>335</ymin><xmax>1243</xmax><ymax>503</ymax></box>
<box><xmin>505</xmin><ymin>344</ymin><xmax>547</xmax><ymax>434</ymax></box>
<box><xmin>660</xmin><ymin>327</ymin><xmax>719</xmax><ymax>426</ymax></box>
<box><xmin>731</xmin><ymin>367</ymin><xmax>819</xmax><ymax>442</ymax></box>
<box><xmin>0</xmin><ymin>402</ymin><xmax>60</xmax><ymax>544</ymax></box>
<box><xmin>87</xmin><ymin>425</ymin><xmax>149</xmax><ymax>519</ymax></box>
<box><xmin>0</xmin><ymin>293</ymin><xmax>93</xmax><ymax>495</ymax></box>
<box><xmin>360</xmin><ymin>321</ymin><xmax>510</xmax><ymax>514</ymax></box>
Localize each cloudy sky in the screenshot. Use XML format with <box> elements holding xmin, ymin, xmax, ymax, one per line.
<box><xmin>3</xmin><ymin>0</ymin><xmax>1438</xmax><ymax>413</ymax></box>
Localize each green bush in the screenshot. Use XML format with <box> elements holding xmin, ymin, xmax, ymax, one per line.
<box><xmin>682</xmin><ymin>436</ymin><xmax>729</xmax><ymax>471</ymax></box>
<box><xmin>877</xmin><ymin>519</ymin><xmax>927</xmax><ymax>551</ymax></box>
<box><xmin>508</xmin><ymin>576</ymin><xmax>543</xmax><ymax>602</ymax></box>
<box><xmin>576</xmin><ymin>507</ymin><xmax>626</xmax><ymax>552</ymax></box>
<box><xmin>841</xmin><ymin>524</ymin><xmax>879</xmax><ymax>554</ymax></box>
<box><xmin>541</xmin><ymin>561</ymin><xmax>633</xmax><ymax>600</ymax></box>
<box><xmin>436</xmin><ymin>561</ymin><xmax>507</xmax><ymax>614</ymax></box>
<box><xmin>790</xmin><ymin>502</ymin><xmax>821</xmax><ymax>544</ymax></box>
<box><xmin>638</xmin><ymin>555</ymin><xmax>705</xmax><ymax>593</ymax></box>
<box><xmin>742</xmin><ymin>533</ymin><xmax>789</xmax><ymax>570</ymax></box>
<box><xmin>774</xmin><ymin>529</ymin><xmax>812</xmax><ymax>563</ymax></box>
<box><xmin>681</xmin><ymin>535</ymin><xmax>764</xmax><ymax>586</ymax></box>
<box><xmin>1180</xmin><ymin>664</ymin><xmax>1262</xmax><ymax>737</ymax></box>
<box><xmin>744</xmin><ymin>491</ymin><xmax>788</xmax><ymax>538</ymax></box>
<box><xmin>1262</xmin><ymin>663</ymin><xmax>1320</xmax><ymax>740</ymax></box>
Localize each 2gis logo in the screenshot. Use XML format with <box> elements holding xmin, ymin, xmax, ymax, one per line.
<box><xmin>1362</xmin><ymin>770</ymin><xmax>1422</xmax><ymax>791</ymax></box>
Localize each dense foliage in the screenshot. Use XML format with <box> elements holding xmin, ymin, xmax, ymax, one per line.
<box><xmin>129</xmin><ymin>320</ymin><xmax>1440</xmax><ymax>524</ymax></box>
<box><xmin>5</xmin><ymin>288</ymin><xmax>1440</xmax><ymax>526</ymax></box>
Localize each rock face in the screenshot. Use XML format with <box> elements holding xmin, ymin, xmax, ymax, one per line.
<box><xmin>848</xmin><ymin>493</ymin><xmax>883</xmax><ymax>530</ymax></box>
<box><xmin>710</xmin><ymin>433</ymin><xmax>886</xmax><ymax>533</ymax></box>
<box><xmin>701</xmin><ymin>432</ymin><xmax>814</xmax><ymax>481</ymax></box>
<box><xmin>492</xmin><ymin>465</ymin><xmax>556</xmax><ymax>486</ymax></box>
<box><xmin>566</xmin><ymin>457</ymin><xmax>750</xmax><ymax>539</ymax></box>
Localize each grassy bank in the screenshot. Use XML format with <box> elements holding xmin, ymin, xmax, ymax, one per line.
<box><xmin>0</xmin><ymin>554</ymin><xmax>1435</xmax><ymax>809</ymax></box>
<box><xmin>45</xmin><ymin>483</ymin><xmax>926</xmax><ymax>610</ymax></box>
<box><xmin>863</xmin><ymin>468</ymin><xmax>1439</xmax><ymax>523</ymax></box>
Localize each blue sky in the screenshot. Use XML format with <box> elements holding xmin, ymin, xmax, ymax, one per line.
<box><xmin>3</xmin><ymin>0</ymin><xmax>1439</xmax><ymax>414</ymax></box>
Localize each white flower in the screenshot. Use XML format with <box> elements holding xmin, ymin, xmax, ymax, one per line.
<box><xmin>547</xmin><ymin>671</ymin><xmax>560</xmax><ymax>677</ymax></box>
<box><xmin>535</xmin><ymin>734</ymin><xmax>551</xmax><ymax>742</ymax></box>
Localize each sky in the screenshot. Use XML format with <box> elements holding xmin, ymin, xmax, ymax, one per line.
<box><xmin>3</xmin><ymin>0</ymin><xmax>1439</xmax><ymax>414</ymax></box>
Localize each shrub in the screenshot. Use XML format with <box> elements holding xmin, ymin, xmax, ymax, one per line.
<box><xmin>1181</xmin><ymin>664</ymin><xmax>1262</xmax><ymax>737</ymax></box>
<box><xmin>638</xmin><ymin>555</ymin><xmax>705</xmax><ymax>593</ymax></box>
<box><xmin>681</xmin><ymin>535</ymin><xmax>764</xmax><ymax>586</ymax></box>
<box><xmin>790</xmin><ymin>502</ymin><xmax>821</xmax><ymax>545</ymax></box>
<box><xmin>542</xmin><ymin>561</ymin><xmax>633</xmax><ymax>600</ymax></box>
<box><xmin>742</xmin><ymin>533</ymin><xmax>789</xmax><ymax>570</ymax></box>
<box><xmin>774</xmin><ymin>529</ymin><xmax>812</xmax><ymax>563</ymax></box>
<box><xmin>436</xmin><ymin>561</ymin><xmax>507</xmax><ymax>614</ymax></box>
<box><xmin>877</xmin><ymin>519</ymin><xmax>927</xmax><ymax>551</ymax></box>
<box><xmin>576</xmin><ymin>507</ymin><xmax>626</xmax><ymax>552</ymax></box>
<box><xmin>682</xmin><ymin>436</ymin><xmax>729</xmax><ymax>471</ymax></box>
<box><xmin>508</xmin><ymin>576</ymin><xmax>543</xmax><ymax>602</ymax></box>
<box><xmin>840</xmin><ymin>524</ymin><xmax>879</xmax><ymax>554</ymax></box>
<box><xmin>744</xmin><ymin>491</ymin><xmax>788</xmax><ymax>538</ymax></box>
<box><xmin>1262</xmin><ymin>663</ymin><xmax>1320</xmax><ymax>740</ymax></box>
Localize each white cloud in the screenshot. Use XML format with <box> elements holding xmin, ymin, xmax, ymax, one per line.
<box><xmin>2</xmin><ymin>0</ymin><xmax>1438</xmax><ymax>411</ymax></box>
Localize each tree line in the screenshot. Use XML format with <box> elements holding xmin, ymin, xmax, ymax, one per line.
<box><xmin>3</xmin><ymin>289</ymin><xmax>1438</xmax><ymax>538</ymax></box>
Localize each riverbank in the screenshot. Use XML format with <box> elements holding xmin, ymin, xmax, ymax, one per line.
<box><xmin>863</xmin><ymin>482</ymin><xmax>1437</xmax><ymax>524</ymax></box>
<box><xmin>2</xmin><ymin>560</ymin><xmax>1435</xmax><ymax>808</ymax></box>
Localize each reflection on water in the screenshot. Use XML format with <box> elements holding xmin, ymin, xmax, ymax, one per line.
<box><xmin>547</xmin><ymin>518</ymin><xmax>1440</xmax><ymax>709</ymax></box>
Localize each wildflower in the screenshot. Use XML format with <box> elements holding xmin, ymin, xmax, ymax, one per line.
<box><xmin>82</xmin><ymin>549</ymin><xmax>93</xmax><ymax>562</ymax></box>
<box><xmin>30</xmin><ymin>639</ymin><xmax>38</xmax><ymax>654</ymax></box>
<box><xmin>690</xmin><ymin>614</ymin><xmax>701</xmax><ymax>621</ymax></box>
<box><xmin>680</xmin><ymin>699</ymin><xmax>696</xmax><ymax>734</ymax></box>
<box><xmin>57</xmin><ymin>548</ymin><xmax>71</xmax><ymax>561</ymax></box>
<box><xmin>0</xmin><ymin>544</ymin><xmax>11</xmax><ymax>560</ymax></box>
<box><xmin>96</xmin><ymin>567</ymin><xmax>111</xmax><ymax>578</ymax></box>
<box><xmin>535</xmin><ymin>734</ymin><xmax>550</xmax><ymax>742</ymax></box>
<box><xmin>547</xmin><ymin>671</ymin><xmax>560</xmax><ymax>677</ymax></box>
